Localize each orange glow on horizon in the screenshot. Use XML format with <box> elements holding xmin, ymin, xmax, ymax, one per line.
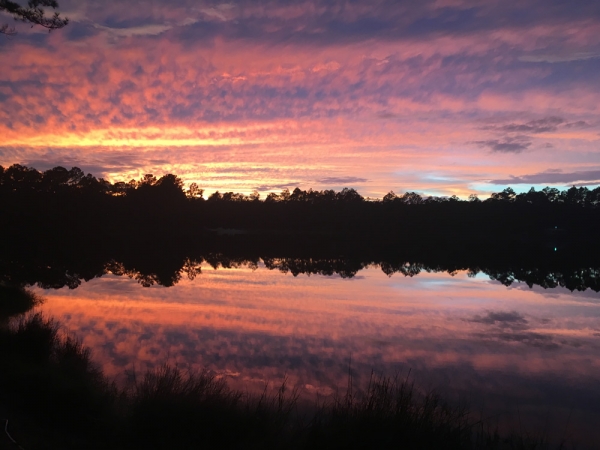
<box><xmin>1</xmin><ymin>1</ymin><xmax>599</xmax><ymax>197</ymax></box>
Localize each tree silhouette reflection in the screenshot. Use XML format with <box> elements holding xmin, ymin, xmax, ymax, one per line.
<box><xmin>2</xmin><ymin>246</ymin><xmax>599</xmax><ymax>292</ymax></box>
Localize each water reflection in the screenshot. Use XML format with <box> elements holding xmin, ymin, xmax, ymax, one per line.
<box><xmin>34</xmin><ymin>263</ymin><xmax>600</xmax><ymax>445</ymax></box>
<box><xmin>5</xmin><ymin>248</ymin><xmax>600</xmax><ymax>293</ymax></box>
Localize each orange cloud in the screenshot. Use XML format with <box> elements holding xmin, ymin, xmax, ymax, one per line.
<box><xmin>1</xmin><ymin>1</ymin><xmax>600</xmax><ymax>197</ymax></box>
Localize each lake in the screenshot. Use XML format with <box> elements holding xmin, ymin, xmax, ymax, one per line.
<box><xmin>34</xmin><ymin>261</ymin><xmax>600</xmax><ymax>446</ymax></box>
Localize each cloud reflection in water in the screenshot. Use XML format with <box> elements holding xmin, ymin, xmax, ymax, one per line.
<box><xmin>36</xmin><ymin>264</ymin><xmax>600</xmax><ymax>443</ymax></box>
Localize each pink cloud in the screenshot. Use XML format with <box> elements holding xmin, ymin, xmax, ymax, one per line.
<box><xmin>1</xmin><ymin>0</ymin><xmax>599</xmax><ymax>196</ymax></box>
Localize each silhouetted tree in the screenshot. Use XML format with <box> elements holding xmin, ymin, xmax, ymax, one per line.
<box><xmin>383</xmin><ymin>191</ymin><xmax>397</xmax><ymax>203</ymax></box>
<box><xmin>208</xmin><ymin>191</ymin><xmax>222</xmax><ymax>202</ymax></box>
<box><xmin>488</xmin><ymin>187</ymin><xmax>516</xmax><ymax>202</ymax></box>
<box><xmin>336</xmin><ymin>187</ymin><xmax>363</xmax><ymax>203</ymax></box>
<box><xmin>249</xmin><ymin>190</ymin><xmax>260</xmax><ymax>201</ymax></box>
<box><xmin>186</xmin><ymin>182</ymin><xmax>204</xmax><ymax>200</ymax></box>
<box><xmin>516</xmin><ymin>188</ymin><xmax>548</xmax><ymax>205</ymax></box>
<box><xmin>1</xmin><ymin>0</ymin><xmax>68</xmax><ymax>35</ymax></box>
<box><xmin>399</xmin><ymin>192</ymin><xmax>423</xmax><ymax>205</ymax></box>
<box><xmin>138</xmin><ymin>174</ymin><xmax>158</xmax><ymax>187</ymax></box>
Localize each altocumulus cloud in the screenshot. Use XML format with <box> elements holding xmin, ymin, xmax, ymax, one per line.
<box><xmin>2</xmin><ymin>0</ymin><xmax>600</xmax><ymax>197</ymax></box>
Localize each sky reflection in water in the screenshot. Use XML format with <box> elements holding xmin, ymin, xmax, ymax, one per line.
<box><xmin>35</xmin><ymin>263</ymin><xmax>600</xmax><ymax>443</ymax></box>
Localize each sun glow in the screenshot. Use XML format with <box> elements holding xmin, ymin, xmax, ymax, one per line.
<box><xmin>0</xmin><ymin>125</ymin><xmax>288</xmax><ymax>148</ymax></box>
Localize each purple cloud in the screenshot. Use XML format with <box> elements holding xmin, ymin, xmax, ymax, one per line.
<box><xmin>474</xmin><ymin>140</ymin><xmax>531</xmax><ymax>153</ymax></box>
<box><xmin>317</xmin><ymin>176</ymin><xmax>368</xmax><ymax>184</ymax></box>
<box><xmin>491</xmin><ymin>170</ymin><xmax>600</xmax><ymax>185</ymax></box>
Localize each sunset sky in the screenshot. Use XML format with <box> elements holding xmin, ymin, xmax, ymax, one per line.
<box><xmin>1</xmin><ymin>0</ymin><xmax>600</xmax><ymax>198</ymax></box>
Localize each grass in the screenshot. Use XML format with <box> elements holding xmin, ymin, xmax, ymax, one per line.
<box><xmin>0</xmin><ymin>289</ymin><xmax>580</xmax><ymax>449</ymax></box>
<box><xmin>0</xmin><ymin>312</ymin><xmax>119</xmax><ymax>449</ymax></box>
<box><xmin>305</xmin><ymin>371</ymin><xmax>473</xmax><ymax>449</ymax></box>
<box><xmin>0</xmin><ymin>285</ymin><xmax>42</xmax><ymax>320</ymax></box>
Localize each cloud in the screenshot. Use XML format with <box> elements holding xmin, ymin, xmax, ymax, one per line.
<box><xmin>316</xmin><ymin>176</ymin><xmax>368</xmax><ymax>185</ymax></box>
<box><xmin>563</xmin><ymin>120</ymin><xmax>590</xmax><ymax>129</ymax></box>
<box><xmin>253</xmin><ymin>182</ymin><xmax>301</xmax><ymax>191</ymax></box>
<box><xmin>93</xmin><ymin>23</ymin><xmax>175</xmax><ymax>37</ymax></box>
<box><xmin>484</xmin><ymin>117</ymin><xmax>591</xmax><ymax>134</ymax></box>
<box><xmin>90</xmin><ymin>13</ymin><xmax>200</xmax><ymax>37</ymax></box>
<box><xmin>498</xmin><ymin>116</ymin><xmax>564</xmax><ymax>134</ymax></box>
<box><xmin>490</xmin><ymin>170</ymin><xmax>600</xmax><ymax>185</ymax></box>
<box><xmin>2</xmin><ymin>0</ymin><xmax>600</xmax><ymax>198</ymax></box>
<box><xmin>519</xmin><ymin>51</ymin><xmax>600</xmax><ymax>63</ymax></box>
<box><xmin>468</xmin><ymin>311</ymin><xmax>528</xmax><ymax>328</ymax></box>
<box><xmin>486</xmin><ymin>331</ymin><xmax>560</xmax><ymax>350</ymax></box>
<box><xmin>474</xmin><ymin>139</ymin><xmax>531</xmax><ymax>153</ymax></box>
<box><xmin>19</xmin><ymin>150</ymin><xmax>173</xmax><ymax>180</ymax></box>
<box><xmin>474</xmin><ymin>116</ymin><xmax>594</xmax><ymax>157</ymax></box>
<box><xmin>468</xmin><ymin>310</ymin><xmax>563</xmax><ymax>350</ymax></box>
<box><xmin>165</xmin><ymin>0</ymin><xmax>600</xmax><ymax>48</ymax></box>
<box><xmin>570</xmin><ymin>181</ymin><xmax>600</xmax><ymax>187</ymax></box>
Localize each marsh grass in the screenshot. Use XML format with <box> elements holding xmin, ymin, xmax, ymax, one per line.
<box><xmin>0</xmin><ymin>312</ymin><xmax>119</xmax><ymax>449</ymax></box>
<box><xmin>0</xmin><ymin>304</ymin><xmax>581</xmax><ymax>449</ymax></box>
<box><xmin>0</xmin><ymin>285</ymin><xmax>42</xmax><ymax>320</ymax></box>
<box><xmin>121</xmin><ymin>365</ymin><xmax>307</xmax><ymax>448</ymax></box>
<box><xmin>304</xmin><ymin>370</ymin><xmax>473</xmax><ymax>449</ymax></box>
<box><xmin>125</xmin><ymin>364</ymin><xmax>244</xmax><ymax>448</ymax></box>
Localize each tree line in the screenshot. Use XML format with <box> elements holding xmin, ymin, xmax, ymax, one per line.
<box><xmin>2</xmin><ymin>164</ymin><xmax>600</xmax><ymax>256</ymax></box>
<box><xmin>2</xmin><ymin>164</ymin><xmax>599</xmax><ymax>207</ymax></box>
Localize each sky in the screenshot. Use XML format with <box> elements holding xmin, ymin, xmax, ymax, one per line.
<box><xmin>1</xmin><ymin>0</ymin><xmax>600</xmax><ymax>198</ymax></box>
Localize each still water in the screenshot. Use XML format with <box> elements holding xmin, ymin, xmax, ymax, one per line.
<box><xmin>35</xmin><ymin>262</ymin><xmax>600</xmax><ymax>444</ymax></box>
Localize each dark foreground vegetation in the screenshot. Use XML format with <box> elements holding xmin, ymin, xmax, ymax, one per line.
<box><xmin>0</xmin><ymin>288</ymin><xmax>577</xmax><ymax>450</ymax></box>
